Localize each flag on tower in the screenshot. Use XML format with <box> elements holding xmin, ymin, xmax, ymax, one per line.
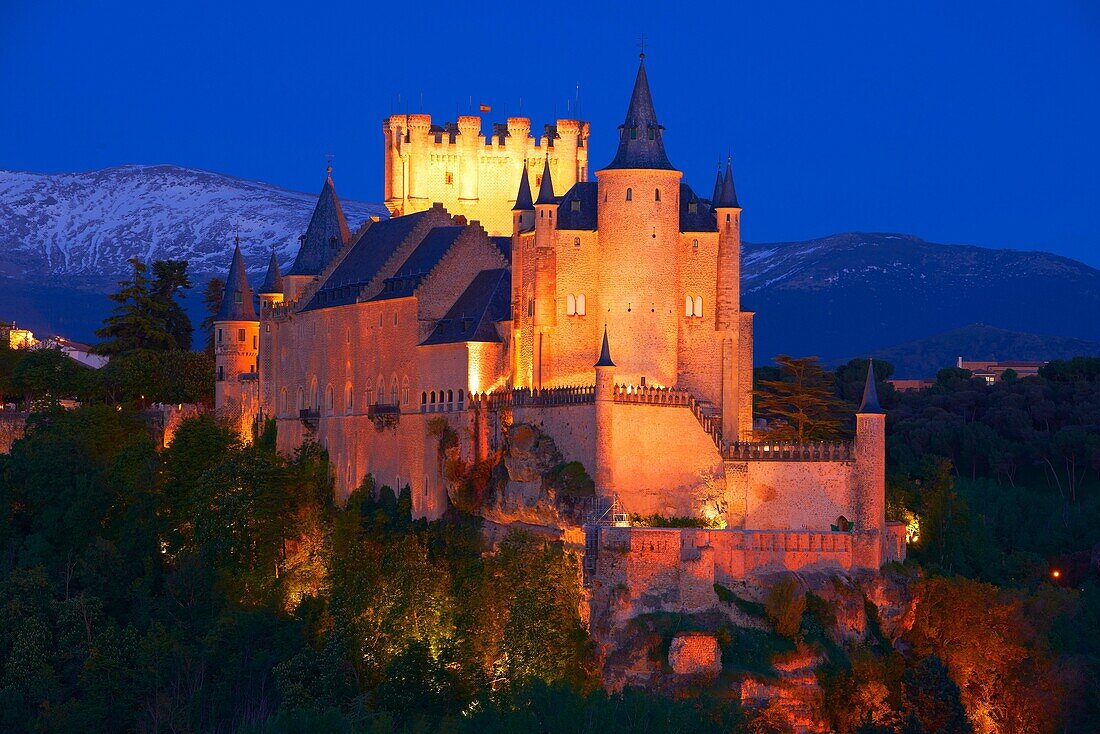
<box><xmin>478</xmin><ymin>103</ymin><xmax>491</xmax><ymax>112</ymax></box>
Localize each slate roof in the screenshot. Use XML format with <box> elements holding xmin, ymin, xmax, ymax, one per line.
<box><xmin>535</xmin><ymin>157</ymin><xmax>558</xmax><ymax>205</ymax></box>
<box><xmin>371</xmin><ymin>226</ymin><xmax>464</xmax><ymax>301</ymax></box>
<box><xmin>595</xmin><ymin>326</ymin><xmax>615</xmax><ymax>367</ymax></box>
<box><xmin>603</xmin><ymin>57</ymin><xmax>675</xmax><ymax>171</ymax></box>
<box><xmin>301</xmin><ymin>210</ymin><xmax>432</xmax><ymax>311</ymax></box>
<box><xmin>711</xmin><ymin>166</ymin><xmax>723</xmax><ymax>205</ymax></box>
<box><xmin>858</xmin><ymin>359</ymin><xmax>884</xmax><ymax>413</ymax></box>
<box><xmin>490</xmin><ymin>236</ymin><xmax>512</xmax><ymax>262</ymax></box>
<box><xmin>715</xmin><ymin>158</ymin><xmax>740</xmax><ymax>208</ymax></box>
<box><xmin>259</xmin><ymin>249</ymin><xmax>283</xmax><ymax>294</ymax></box>
<box><xmin>216</xmin><ymin>243</ymin><xmax>258</xmax><ymax>321</ymax></box>
<box><xmin>679</xmin><ymin>183</ymin><xmax>718</xmax><ymax>233</ymax></box>
<box><xmin>421</xmin><ymin>268</ymin><xmax>511</xmax><ymax>345</ymax></box>
<box><xmin>287</xmin><ymin>174</ymin><xmax>352</xmax><ymax>276</ymax></box>
<box><xmin>555</xmin><ymin>182</ymin><xmax>598</xmax><ymax>230</ymax></box>
<box><xmin>512</xmin><ymin>163</ymin><xmax>534</xmax><ymax>211</ymax></box>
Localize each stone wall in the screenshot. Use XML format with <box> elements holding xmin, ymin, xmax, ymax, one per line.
<box><xmin>0</xmin><ymin>412</ymin><xmax>27</xmax><ymax>454</ymax></box>
<box><xmin>728</xmin><ymin>459</ymin><xmax>856</xmax><ymax>531</ymax></box>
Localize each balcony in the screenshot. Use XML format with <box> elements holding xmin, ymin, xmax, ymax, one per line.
<box><xmin>299</xmin><ymin>408</ymin><xmax>319</xmax><ymax>432</ymax></box>
<box><xmin>367</xmin><ymin>403</ymin><xmax>400</xmax><ymax>430</ymax></box>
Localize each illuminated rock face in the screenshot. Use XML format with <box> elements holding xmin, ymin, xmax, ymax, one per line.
<box><xmin>211</xmin><ymin>57</ymin><xmax>900</xmax><ymax>570</ymax></box>
<box><xmin>668</xmin><ymin>632</ymin><xmax>720</xmax><ymax>677</ymax></box>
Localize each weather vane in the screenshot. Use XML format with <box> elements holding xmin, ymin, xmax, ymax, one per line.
<box><xmin>325</xmin><ymin>152</ymin><xmax>334</xmax><ymax>174</ymax></box>
<box><xmin>637</xmin><ymin>34</ymin><xmax>646</xmax><ymax>59</ymax></box>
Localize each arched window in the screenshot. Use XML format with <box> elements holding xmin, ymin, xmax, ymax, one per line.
<box><xmin>625</xmin><ymin>187</ymin><xmax>632</xmax><ymax>201</ymax></box>
<box><xmin>835</xmin><ymin>516</ymin><xmax>851</xmax><ymax>532</ymax></box>
<box><xmin>692</xmin><ymin>238</ymin><xmax>699</xmax><ymax>250</ymax></box>
<box><xmin>376</xmin><ymin>375</ymin><xmax>385</xmax><ymax>404</ymax></box>
<box><xmin>346</xmin><ymin>384</ymin><xmax>354</xmax><ymax>413</ymax></box>
<box><xmin>296</xmin><ymin>387</ymin><xmax>304</xmax><ymax>411</ymax></box>
<box><xmin>458</xmin><ymin>389</ymin><xmax>464</xmax><ymax>405</ymax></box>
<box><xmin>655</xmin><ymin>188</ymin><xmax>661</xmax><ymax>202</ymax></box>
<box><xmin>447</xmin><ymin>390</ymin><xmax>454</xmax><ymax>404</ymax></box>
<box><xmin>726</xmin><ymin>213</ymin><xmax>731</xmax><ymax>223</ymax></box>
<box><xmin>566</xmin><ymin>294</ymin><xmax>576</xmax><ymax>316</ymax></box>
<box><xmin>402</xmin><ymin>377</ymin><xmax>410</xmax><ymax>404</ymax></box>
<box><xmin>576</xmin><ymin>293</ymin><xmax>586</xmax><ymax>316</ymax></box>
<box><xmin>365</xmin><ymin>378</ymin><xmax>374</xmax><ymax>405</ymax></box>
<box><xmin>281</xmin><ymin>388</ymin><xmax>288</xmax><ymax>415</ymax></box>
<box><xmin>694</xmin><ymin>296</ymin><xmax>703</xmax><ymax>318</ymax></box>
<box><xmin>574</xmin><ymin>236</ymin><xmax>581</xmax><ymax>248</ymax></box>
<box><xmin>430</xmin><ymin>390</ymin><xmax>436</xmax><ymax>404</ymax></box>
<box><xmin>391</xmin><ymin>378</ymin><xmax>398</xmax><ymax>406</ymax></box>
<box><xmin>685</xmin><ymin>295</ymin><xmax>694</xmax><ymax>317</ymax></box>
<box><xmin>422</xmin><ymin>391</ymin><xmax>427</xmax><ymax>404</ymax></box>
<box><xmin>309</xmin><ymin>378</ymin><xmax>318</xmax><ymax>408</ymax></box>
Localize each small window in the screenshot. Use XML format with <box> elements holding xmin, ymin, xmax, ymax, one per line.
<box><xmin>570</xmin><ymin>200</ymin><xmax>581</xmax><ymax>212</ymax></box>
<box><xmin>431</xmin><ymin>390</ymin><xmax>436</xmax><ymax>404</ymax></box>
<box><xmin>253</xmin><ymin>335</ymin><xmax>257</xmax><ymax>349</ymax></box>
<box><xmin>346</xmin><ymin>385</ymin><xmax>354</xmax><ymax>412</ymax></box>
<box><xmin>234</xmin><ymin>292</ymin><xmax>242</xmax><ymax>304</ymax></box>
<box><xmin>726</xmin><ymin>213</ymin><xmax>731</xmax><ymax>223</ymax></box>
<box><xmin>540</xmin><ymin>210</ymin><xmax>544</xmax><ymax>219</ymax></box>
<box><xmin>629</xmin><ymin>126</ymin><xmax>637</xmax><ymax>140</ymax></box>
<box><xmin>535</xmin><ymin>174</ymin><xmax>543</xmax><ymax>187</ymax></box>
<box><xmin>626</xmin><ymin>188</ymin><xmax>632</xmax><ymax>201</ymax></box>
<box><xmin>574</xmin><ymin>236</ymin><xmax>581</xmax><ymax>247</ymax></box>
<box><xmin>326</xmin><ymin>386</ymin><xmax>334</xmax><ymax>412</ymax></box>
<box><xmin>655</xmin><ymin>188</ymin><xmax>661</xmax><ymax>202</ymax></box>
<box><xmin>391</xmin><ymin>381</ymin><xmax>398</xmax><ymax>405</ymax></box>
<box><xmin>447</xmin><ymin>390</ymin><xmax>454</xmax><ymax>403</ymax></box>
<box><xmin>445</xmin><ymin>172</ymin><xmax>454</xmax><ymax>185</ymax></box>
<box><xmin>685</xmin><ymin>295</ymin><xmax>693</xmax><ymax>318</ymax></box>
<box><xmin>647</xmin><ymin>127</ymin><xmax>655</xmax><ymax>140</ymax></box>
<box><xmin>393</xmin><ymin>312</ymin><xmax>398</xmax><ymax>326</ymax></box>
<box><xmin>296</xmin><ymin>387</ymin><xmax>303</xmax><ymax>411</ymax></box>
<box><xmin>692</xmin><ymin>238</ymin><xmax>699</xmax><ymax>250</ymax></box>
<box><xmin>217</xmin><ymin>365</ymin><xmax>224</xmax><ymax>381</ymax></box>
<box><xmin>238</xmin><ymin>328</ymin><xmax>245</xmax><ymax>342</ymax></box>
<box><xmin>688</xmin><ymin>202</ymin><xmax>698</xmax><ymax>214</ymax></box>
<box><xmin>694</xmin><ymin>296</ymin><xmax>703</xmax><ymax>318</ymax></box>
<box><xmin>576</xmin><ymin>294</ymin><xmax>586</xmax><ymax>316</ymax></box>
<box><xmin>422</xmin><ymin>392</ymin><xmax>427</xmax><ymax>405</ymax></box>
<box><xmin>281</xmin><ymin>388</ymin><xmax>288</xmax><ymax>414</ymax></box>
<box><xmin>217</xmin><ymin>328</ymin><xmax>223</xmax><ymax>343</ymax></box>
<box><xmin>567</xmin><ymin>294</ymin><xmax>576</xmax><ymax>316</ymax></box>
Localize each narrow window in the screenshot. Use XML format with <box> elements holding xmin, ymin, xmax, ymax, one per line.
<box><xmin>447</xmin><ymin>389</ymin><xmax>454</xmax><ymax>403</ymax></box>
<box><xmin>685</xmin><ymin>295</ymin><xmax>693</xmax><ymax>317</ymax></box>
<box><xmin>281</xmin><ymin>389</ymin><xmax>288</xmax><ymax>414</ymax></box>
<box><xmin>394</xmin><ymin>312</ymin><xmax>398</xmax><ymax>326</ymax></box>
<box><xmin>346</xmin><ymin>385</ymin><xmax>354</xmax><ymax>412</ymax></box>
<box><xmin>655</xmin><ymin>188</ymin><xmax>661</xmax><ymax>202</ymax></box>
<box><xmin>217</xmin><ymin>328</ymin><xmax>223</xmax><ymax>343</ymax></box>
<box><xmin>431</xmin><ymin>390</ymin><xmax>436</xmax><ymax>404</ymax></box>
<box><xmin>326</xmin><ymin>386</ymin><xmax>334</xmax><ymax>412</ymax></box>
<box><xmin>458</xmin><ymin>389</ymin><xmax>464</xmax><ymax>405</ymax></box>
<box><xmin>726</xmin><ymin>213</ymin><xmax>731</xmax><ymax>223</ymax></box>
<box><xmin>694</xmin><ymin>296</ymin><xmax>703</xmax><ymax>318</ymax></box>
<box><xmin>391</xmin><ymin>381</ymin><xmax>398</xmax><ymax>405</ymax></box>
<box><xmin>566</xmin><ymin>294</ymin><xmax>576</xmax><ymax>316</ymax></box>
<box><xmin>629</xmin><ymin>126</ymin><xmax>637</xmax><ymax>140</ymax></box>
<box><xmin>238</xmin><ymin>328</ymin><xmax>245</xmax><ymax>342</ymax></box>
<box><xmin>576</xmin><ymin>294</ymin><xmax>586</xmax><ymax>316</ymax></box>
<box><xmin>234</xmin><ymin>292</ymin><xmax>242</xmax><ymax>304</ymax></box>
<box><xmin>570</xmin><ymin>200</ymin><xmax>581</xmax><ymax>212</ymax></box>
<box><xmin>217</xmin><ymin>365</ymin><xmax>223</xmax><ymax>381</ymax></box>
<box><xmin>296</xmin><ymin>387</ymin><xmax>304</xmax><ymax>411</ymax></box>
<box><xmin>647</xmin><ymin>127</ymin><xmax>655</xmax><ymax>140</ymax></box>
<box><xmin>445</xmin><ymin>172</ymin><xmax>454</xmax><ymax>185</ymax></box>
<box><xmin>573</xmin><ymin>236</ymin><xmax>581</xmax><ymax>247</ymax></box>
<box><xmin>253</xmin><ymin>335</ymin><xmax>257</xmax><ymax>349</ymax></box>
<box><xmin>692</xmin><ymin>238</ymin><xmax>699</xmax><ymax>250</ymax></box>
<box><xmin>540</xmin><ymin>210</ymin><xmax>544</xmax><ymax>219</ymax></box>
<box><xmin>626</xmin><ymin>188</ymin><xmax>632</xmax><ymax>201</ymax></box>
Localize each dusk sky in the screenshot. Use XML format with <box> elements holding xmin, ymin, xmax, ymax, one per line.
<box><xmin>2</xmin><ymin>1</ymin><xmax>1098</xmax><ymax>266</ymax></box>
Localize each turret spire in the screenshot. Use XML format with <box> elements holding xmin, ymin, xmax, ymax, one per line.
<box><xmin>595</xmin><ymin>325</ymin><xmax>615</xmax><ymax>367</ymax></box>
<box><xmin>259</xmin><ymin>247</ymin><xmax>284</xmax><ymax>295</ymax></box>
<box><xmin>711</xmin><ymin>160</ymin><xmax>723</xmax><ymax>204</ymax></box>
<box><xmin>216</xmin><ymin>241</ymin><xmax>258</xmax><ymax>321</ymax></box>
<box><xmin>287</xmin><ymin>169</ymin><xmax>351</xmax><ymax>276</ymax></box>
<box><xmin>603</xmin><ymin>55</ymin><xmax>674</xmax><ymax>170</ymax></box>
<box><xmin>715</xmin><ymin>155</ymin><xmax>740</xmax><ymax>208</ymax></box>
<box><xmin>858</xmin><ymin>359</ymin><xmax>883</xmax><ymax>414</ymax></box>
<box><xmin>512</xmin><ymin>162</ymin><xmax>534</xmax><ymax>211</ymax></box>
<box><xmin>535</xmin><ymin>155</ymin><xmax>557</xmax><ymax>205</ymax></box>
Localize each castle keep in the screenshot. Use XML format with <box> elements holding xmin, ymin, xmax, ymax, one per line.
<box><xmin>214</xmin><ymin>57</ymin><xmax>905</xmax><ymax>579</ymax></box>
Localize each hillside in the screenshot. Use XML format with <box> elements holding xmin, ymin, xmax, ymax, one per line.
<box><xmin>848</xmin><ymin>323</ymin><xmax>1100</xmax><ymax>378</ymax></box>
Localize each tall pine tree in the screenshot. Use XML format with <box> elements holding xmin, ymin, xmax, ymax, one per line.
<box><xmin>151</xmin><ymin>259</ymin><xmax>194</xmax><ymax>349</ymax></box>
<box><xmin>95</xmin><ymin>258</ymin><xmax>194</xmax><ymax>354</ymax></box>
<box><xmin>755</xmin><ymin>355</ymin><xmax>848</xmax><ymax>441</ymax></box>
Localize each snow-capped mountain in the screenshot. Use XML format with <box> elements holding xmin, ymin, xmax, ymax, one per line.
<box><xmin>1</xmin><ymin>166</ymin><xmax>1097</xmax><ymax>364</ymax></box>
<box><xmin>0</xmin><ymin>164</ymin><xmax>388</xmax><ymax>279</ymax></box>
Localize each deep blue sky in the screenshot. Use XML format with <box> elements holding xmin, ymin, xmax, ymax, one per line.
<box><xmin>2</xmin><ymin>2</ymin><xmax>1098</xmax><ymax>266</ymax></box>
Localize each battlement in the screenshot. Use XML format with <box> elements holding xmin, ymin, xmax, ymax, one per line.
<box><xmin>383</xmin><ymin>113</ymin><xmax>589</xmax><ymax>152</ymax></box>
<box><xmin>724</xmin><ymin>440</ymin><xmax>853</xmax><ymax>462</ymax></box>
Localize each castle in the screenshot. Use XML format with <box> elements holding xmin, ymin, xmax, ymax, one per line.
<box><xmin>214</xmin><ymin>57</ymin><xmax>905</xmax><ymax>578</ymax></box>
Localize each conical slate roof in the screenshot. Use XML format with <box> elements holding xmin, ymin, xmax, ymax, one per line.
<box><xmin>512</xmin><ymin>163</ymin><xmax>534</xmax><ymax>211</ymax></box>
<box><xmin>858</xmin><ymin>359</ymin><xmax>883</xmax><ymax>413</ymax></box>
<box><xmin>259</xmin><ymin>249</ymin><xmax>284</xmax><ymax>294</ymax></box>
<box><xmin>535</xmin><ymin>157</ymin><xmax>557</xmax><ymax>205</ymax></box>
<box><xmin>216</xmin><ymin>241</ymin><xmax>258</xmax><ymax>321</ymax></box>
<box><xmin>711</xmin><ymin>163</ymin><xmax>723</xmax><ymax>204</ymax></box>
<box><xmin>715</xmin><ymin>157</ymin><xmax>740</xmax><ymax>208</ymax></box>
<box><xmin>287</xmin><ymin>172</ymin><xmax>351</xmax><ymax>276</ymax></box>
<box><xmin>595</xmin><ymin>326</ymin><xmax>615</xmax><ymax>367</ymax></box>
<box><xmin>603</xmin><ymin>56</ymin><xmax>675</xmax><ymax>171</ymax></box>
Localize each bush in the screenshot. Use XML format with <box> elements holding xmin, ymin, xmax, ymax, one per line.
<box><xmin>764</xmin><ymin>576</ymin><xmax>806</xmax><ymax>639</ymax></box>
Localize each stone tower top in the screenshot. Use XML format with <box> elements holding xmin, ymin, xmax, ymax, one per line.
<box><xmin>535</xmin><ymin>156</ymin><xmax>557</xmax><ymax>205</ymax></box>
<box><xmin>715</xmin><ymin>157</ymin><xmax>740</xmax><ymax>209</ymax></box>
<box><xmin>259</xmin><ymin>248</ymin><xmax>284</xmax><ymax>296</ymax></box>
<box><xmin>512</xmin><ymin>162</ymin><xmax>534</xmax><ymax>211</ymax></box>
<box><xmin>858</xmin><ymin>359</ymin><xmax>884</xmax><ymax>414</ymax></box>
<box><xmin>595</xmin><ymin>326</ymin><xmax>616</xmax><ymax>367</ymax></box>
<box><xmin>603</xmin><ymin>56</ymin><xmax>674</xmax><ymax>171</ymax></box>
<box><xmin>287</xmin><ymin>172</ymin><xmax>351</xmax><ymax>277</ymax></box>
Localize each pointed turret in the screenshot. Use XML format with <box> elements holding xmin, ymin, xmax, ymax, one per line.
<box><xmin>715</xmin><ymin>157</ymin><xmax>740</xmax><ymax>209</ymax></box>
<box><xmin>603</xmin><ymin>55</ymin><xmax>674</xmax><ymax>170</ymax></box>
<box><xmin>595</xmin><ymin>325</ymin><xmax>615</xmax><ymax>367</ymax></box>
<box><xmin>858</xmin><ymin>359</ymin><xmax>883</xmax><ymax>413</ymax></box>
<box><xmin>512</xmin><ymin>162</ymin><xmax>535</xmax><ymax>211</ymax></box>
<box><xmin>287</xmin><ymin>169</ymin><xmax>351</xmax><ymax>276</ymax></box>
<box><xmin>535</xmin><ymin>156</ymin><xmax>557</xmax><ymax>205</ymax></box>
<box><xmin>711</xmin><ymin>161</ymin><xmax>723</xmax><ymax>204</ymax></box>
<box><xmin>216</xmin><ymin>240</ymin><xmax>257</xmax><ymax>321</ymax></box>
<box><xmin>259</xmin><ymin>249</ymin><xmax>284</xmax><ymax>296</ymax></box>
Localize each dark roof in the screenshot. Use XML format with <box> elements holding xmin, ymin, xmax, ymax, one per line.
<box><xmin>287</xmin><ymin>174</ymin><xmax>351</xmax><ymax>276</ymax></box>
<box><xmin>715</xmin><ymin>158</ymin><xmax>740</xmax><ymax>208</ymax></box>
<box><xmin>858</xmin><ymin>359</ymin><xmax>884</xmax><ymax>413</ymax></box>
<box><xmin>555</xmin><ymin>182</ymin><xmax>598</xmax><ymax>230</ymax></box>
<box><xmin>535</xmin><ymin>156</ymin><xmax>557</xmax><ymax>205</ymax></box>
<box><xmin>490</xmin><ymin>236</ymin><xmax>512</xmax><ymax>262</ymax></box>
<box><xmin>301</xmin><ymin>210</ymin><xmax>434</xmax><ymax>311</ymax></box>
<box><xmin>595</xmin><ymin>326</ymin><xmax>615</xmax><ymax>367</ymax></box>
<box><xmin>371</xmin><ymin>226</ymin><xmax>463</xmax><ymax>300</ymax></box>
<box><xmin>602</xmin><ymin>57</ymin><xmax>675</xmax><ymax>171</ymax></box>
<box><xmin>512</xmin><ymin>163</ymin><xmax>534</xmax><ymax>211</ymax></box>
<box><xmin>679</xmin><ymin>183</ymin><xmax>718</xmax><ymax>233</ymax></box>
<box><xmin>711</xmin><ymin>166</ymin><xmax>723</xmax><ymax>204</ymax></box>
<box><xmin>259</xmin><ymin>249</ymin><xmax>283</xmax><ymax>294</ymax></box>
<box><xmin>216</xmin><ymin>243</ymin><xmax>258</xmax><ymax>321</ymax></box>
<box><xmin>421</xmin><ymin>268</ymin><xmax>511</xmax><ymax>345</ymax></box>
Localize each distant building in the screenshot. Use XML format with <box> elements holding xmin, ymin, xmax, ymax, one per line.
<box><xmin>43</xmin><ymin>337</ymin><xmax>110</xmax><ymax>369</ymax></box>
<box><xmin>888</xmin><ymin>378</ymin><xmax>934</xmax><ymax>392</ymax></box>
<box><xmin>1</xmin><ymin>321</ymin><xmax>38</xmax><ymax>350</ymax></box>
<box><xmin>957</xmin><ymin>357</ymin><xmax>1046</xmax><ymax>383</ymax></box>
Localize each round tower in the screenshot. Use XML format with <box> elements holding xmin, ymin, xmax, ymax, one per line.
<box><xmin>853</xmin><ymin>360</ymin><xmax>886</xmax><ymax>570</ymax></box>
<box><xmin>214</xmin><ymin>239</ymin><xmax>260</xmax><ymax>427</ymax></box>
<box><xmin>595</xmin><ymin>55</ymin><xmax>682</xmax><ymax>387</ymax></box>
<box><xmin>593</xmin><ymin>327</ymin><xmax>616</xmax><ymax>495</ymax></box>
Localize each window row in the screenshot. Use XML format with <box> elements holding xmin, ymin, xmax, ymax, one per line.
<box><xmin>623</xmin><ymin>187</ymin><xmax>663</xmax><ymax>202</ymax></box>
<box><xmin>420</xmin><ymin>389</ymin><xmax>465</xmax><ymax>413</ymax></box>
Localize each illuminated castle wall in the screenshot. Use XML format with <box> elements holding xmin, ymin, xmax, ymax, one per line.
<box><xmin>212</xmin><ymin>57</ymin><xmax>904</xmax><ymax>575</ymax></box>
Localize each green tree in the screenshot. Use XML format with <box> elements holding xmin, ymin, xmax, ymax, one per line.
<box><xmin>8</xmin><ymin>348</ymin><xmax>95</xmax><ymax>408</ymax></box>
<box><xmin>756</xmin><ymin>355</ymin><xmax>848</xmax><ymax>441</ymax></box>
<box><xmin>150</xmin><ymin>259</ymin><xmax>194</xmax><ymax>350</ymax></box>
<box><xmin>95</xmin><ymin>258</ymin><xmax>174</xmax><ymax>355</ymax></box>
